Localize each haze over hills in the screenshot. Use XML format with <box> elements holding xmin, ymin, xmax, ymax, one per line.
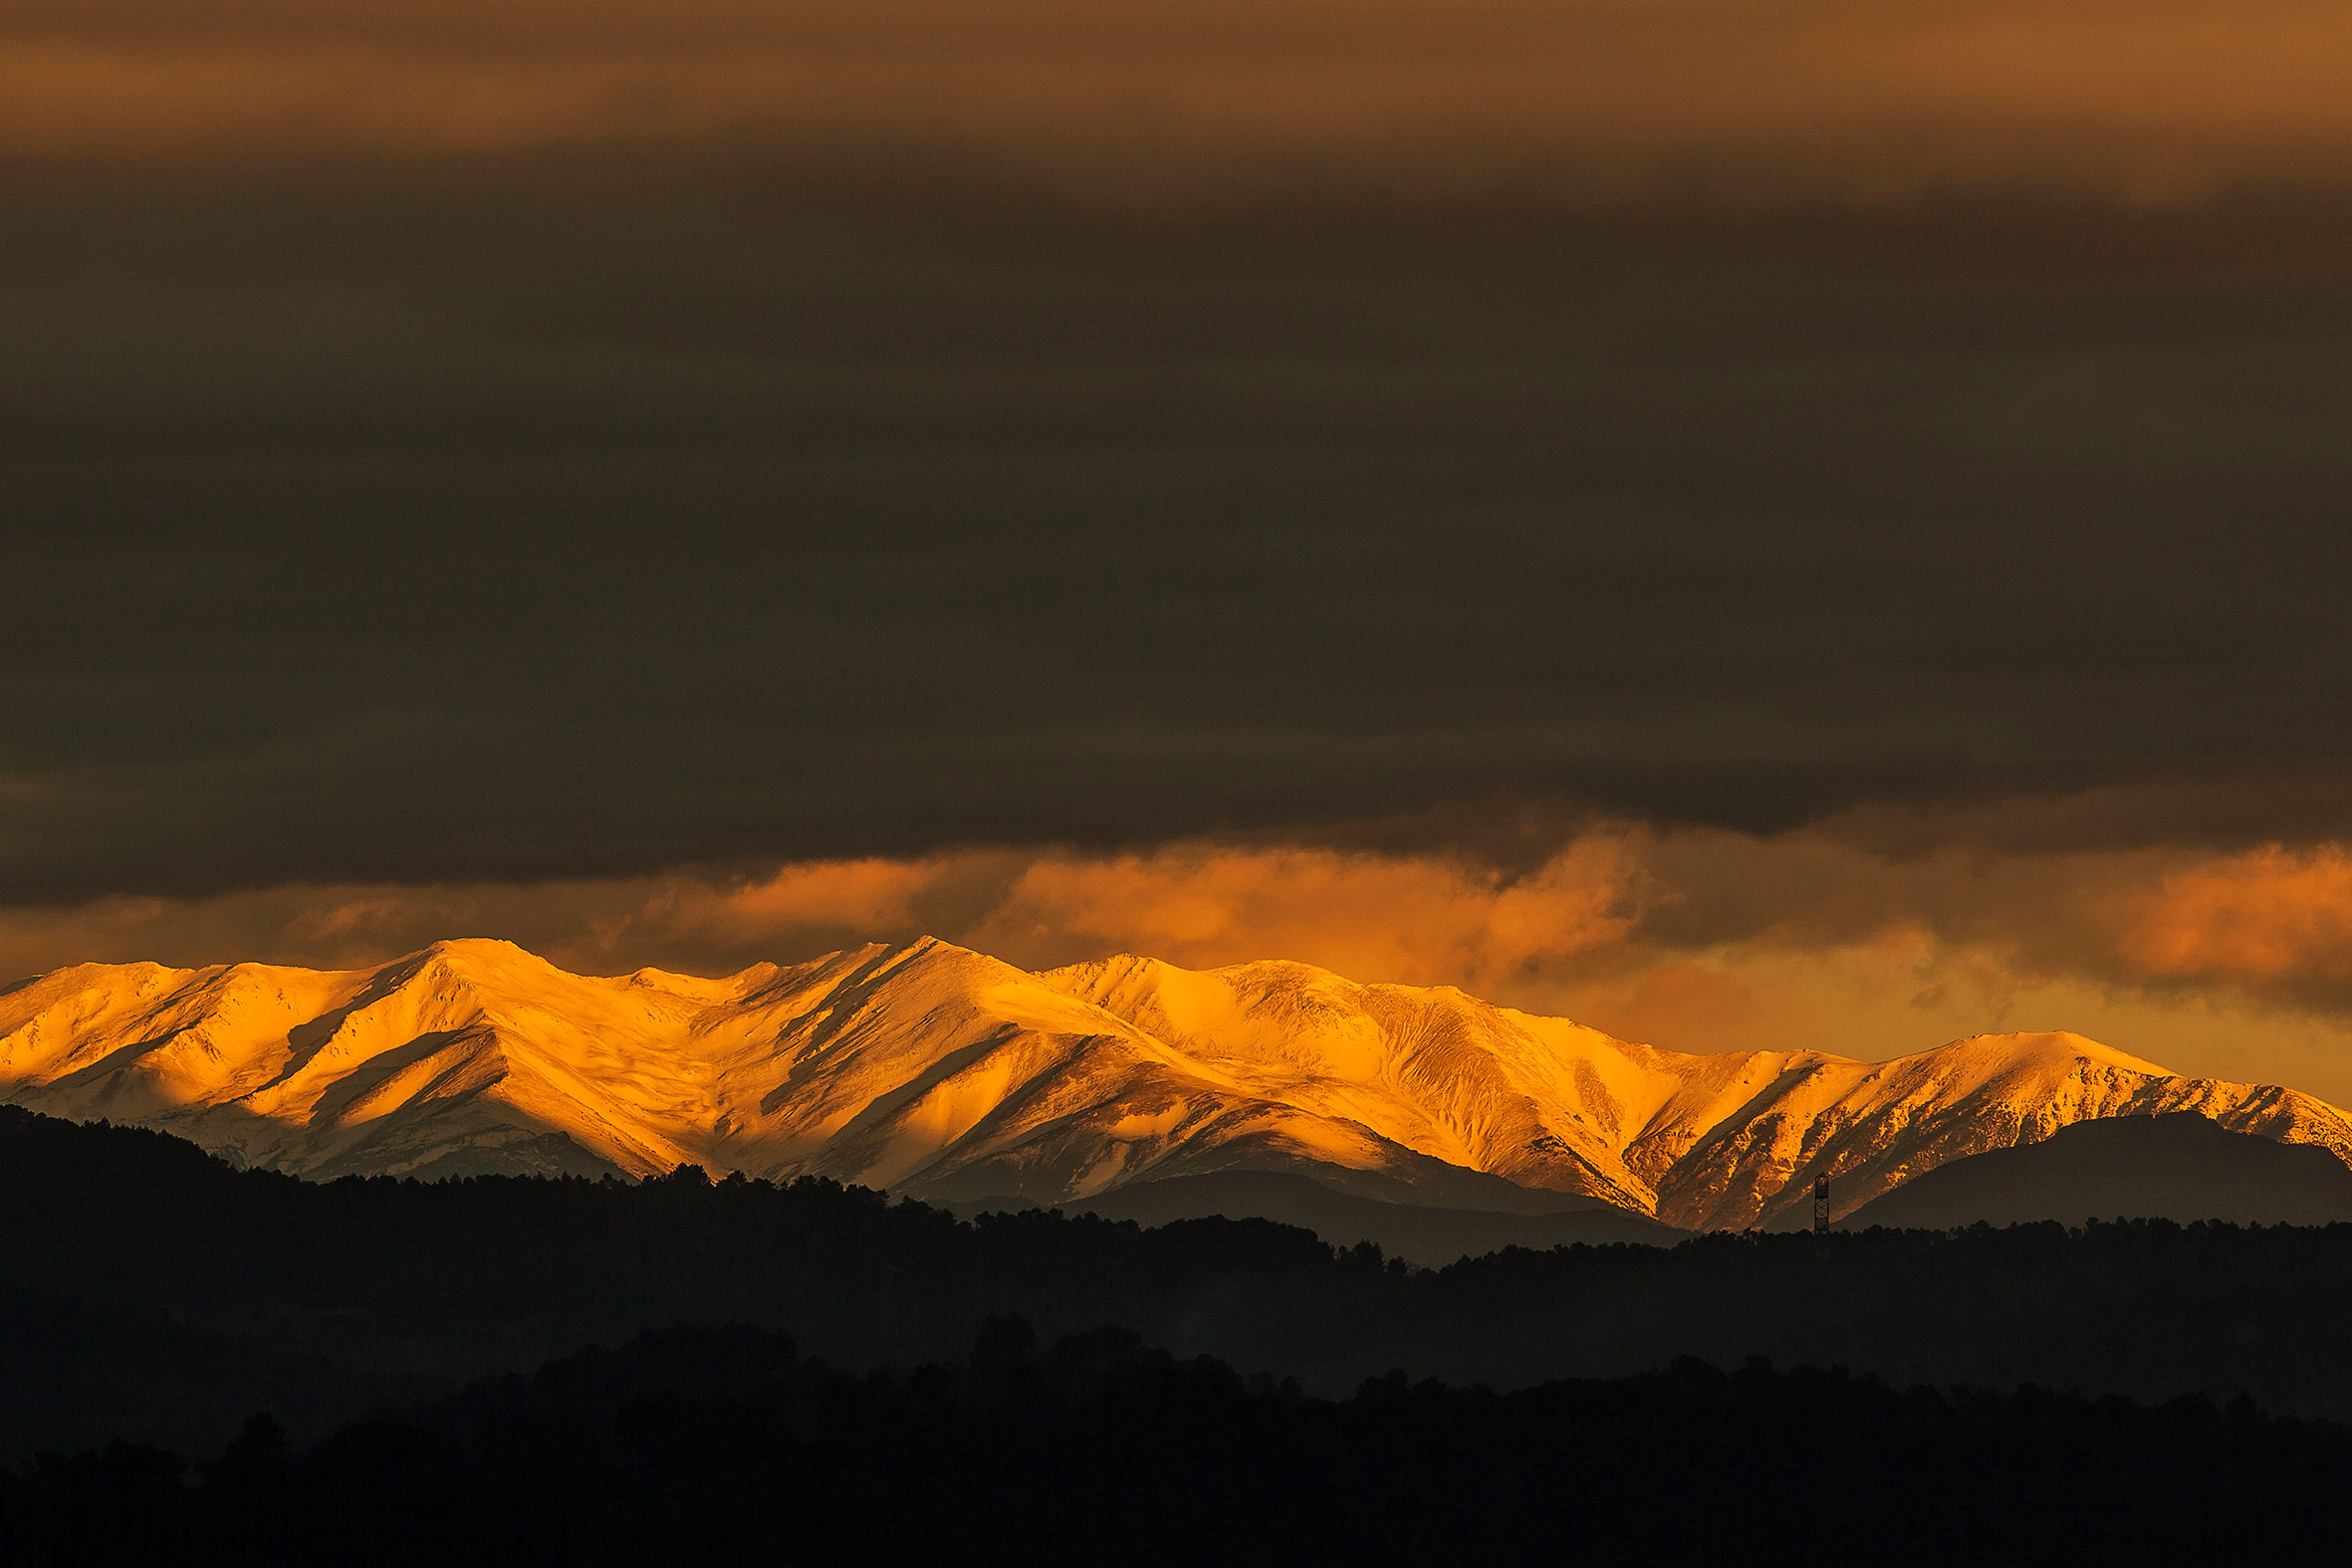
<box><xmin>4</xmin><ymin>937</ymin><xmax>2349</xmax><ymax>1229</ymax></box>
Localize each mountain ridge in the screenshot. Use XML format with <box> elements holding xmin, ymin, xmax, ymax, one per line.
<box><xmin>4</xmin><ymin>935</ymin><xmax>2348</xmax><ymax>1229</ymax></box>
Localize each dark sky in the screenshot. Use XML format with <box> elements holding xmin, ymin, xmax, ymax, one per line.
<box><xmin>10</xmin><ymin>146</ymin><xmax>2352</xmax><ymax>898</ymax></box>
<box><xmin>8</xmin><ymin>0</ymin><xmax>2352</xmax><ymax>1088</ymax></box>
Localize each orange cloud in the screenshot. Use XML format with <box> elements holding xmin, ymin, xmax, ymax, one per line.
<box><xmin>964</xmin><ymin>839</ymin><xmax>1644</xmax><ymax>988</ymax></box>
<box><xmin>2108</xmin><ymin>845</ymin><xmax>2352</xmax><ymax>992</ymax></box>
<box><xmin>0</xmin><ymin>839</ymin><xmax>1652</xmax><ymax>997</ymax></box>
<box><xmin>6</xmin><ymin>0</ymin><xmax>2352</xmax><ymax>195</ymax></box>
<box><xmin>658</xmin><ymin>858</ymin><xmax>942</xmax><ymax>941</ymax></box>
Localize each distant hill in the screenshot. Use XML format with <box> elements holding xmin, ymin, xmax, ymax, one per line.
<box><xmin>1044</xmin><ymin>1171</ymin><xmax>1683</xmax><ymax>1265</ymax></box>
<box><xmin>1845</xmin><ymin>1113</ymin><xmax>2352</xmax><ymax>1229</ymax></box>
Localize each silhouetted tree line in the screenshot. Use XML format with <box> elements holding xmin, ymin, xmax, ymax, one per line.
<box><xmin>6</xmin><ymin>1106</ymin><xmax>2352</xmax><ymax>1462</ymax></box>
<box><xmin>6</xmin><ymin>1321</ymin><xmax>2347</xmax><ymax>1567</ymax></box>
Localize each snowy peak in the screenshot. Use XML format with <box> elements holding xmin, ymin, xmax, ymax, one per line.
<box><xmin>5</xmin><ymin>938</ymin><xmax>2349</xmax><ymax>1227</ymax></box>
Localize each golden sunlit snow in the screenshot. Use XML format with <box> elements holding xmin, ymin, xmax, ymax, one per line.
<box><xmin>4</xmin><ymin>937</ymin><xmax>2345</xmax><ymax>1227</ymax></box>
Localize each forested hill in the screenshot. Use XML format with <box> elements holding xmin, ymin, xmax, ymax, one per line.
<box><xmin>11</xmin><ymin>1322</ymin><xmax>2351</xmax><ymax>1568</ymax></box>
<box><xmin>6</xmin><ymin>1106</ymin><xmax>2352</xmax><ymax>1463</ymax></box>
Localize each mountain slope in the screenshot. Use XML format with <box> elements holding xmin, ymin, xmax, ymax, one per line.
<box><xmin>5</xmin><ymin>937</ymin><xmax>2349</xmax><ymax>1228</ymax></box>
<box><xmin>0</xmin><ymin>939</ymin><xmax>1541</xmax><ymax>1207</ymax></box>
<box><xmin>1842</xmin><ymin>1112</ymin><xmax>2352</xmax><ymax>1230</ymax></box>
<box><xmin>1039</xmin><ymin>954</ymin><xmax>2352</xmax><ymax>1227</ymax></box>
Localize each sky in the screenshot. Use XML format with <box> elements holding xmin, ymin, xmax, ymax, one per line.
<box><xmin>10</xmin><ymin>0</ymin><xmax>2352</xmax><ymax>1100</ymax></box>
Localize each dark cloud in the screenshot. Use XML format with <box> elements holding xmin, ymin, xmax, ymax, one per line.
<box><xmin>5</xmin><ymin>136</ymin><xmax>2352</xmax><ymax>902</ymax></box>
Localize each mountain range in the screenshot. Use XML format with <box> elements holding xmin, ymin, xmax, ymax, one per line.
<box><xmin>4</xmin><ymin>936</ymin><xmax>2349</xmax><ymax>1229</ymax></box>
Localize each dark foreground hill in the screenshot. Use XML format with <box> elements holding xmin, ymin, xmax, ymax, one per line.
<box><xmin>1846</xmin><ymin>1112</ymin><xmax>2352</xmax><ymax>1229</ymax></box>
<box><xmin>8</xmin><ymin>1106</ymin><xmax>2352</xmax><ymax>1462</ymax></box>
<box><xmin>973</xmin><ymin>1169</ymin><xmax>1685</xmax><ymax>1265</ymax></box>
<box><xmin>8</xmin><ymin>1323</ymin><xmax>2349</xmax><ymax>1568</ymax></box>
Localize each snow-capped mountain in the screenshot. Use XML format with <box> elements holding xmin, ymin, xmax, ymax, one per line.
<box><xmin>3</xmin><ymin>937</ymin><xmax>2346</xmax><ymax>1228</ymax></box>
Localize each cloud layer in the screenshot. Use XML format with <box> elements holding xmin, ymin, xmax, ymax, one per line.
<box><xmin>7</xmin><ymin>146</ymin><xmax>2352</xmax><ymax>905</ymax></box>
<box><xmin>7</xmin><ymin>0</ymin><xmax>2352</xmax><ymax>200</ymax></box>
